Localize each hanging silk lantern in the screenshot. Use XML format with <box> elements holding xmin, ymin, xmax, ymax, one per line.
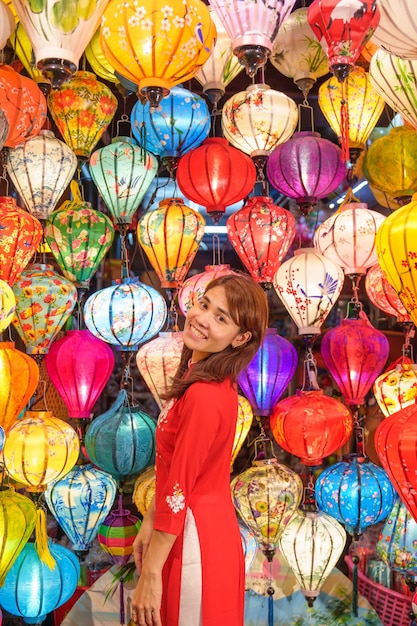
<box><xmin>320</xmin><ymin>314</ymin><xmax>390</xmax><ymax>406</ymax></box>
<box><xmin>267</xmin><ymin>131</ymin><xmax>347</xmax><ymax>214</ymax></box>
<box><xmin>47</xmin><ymin>71</ymin><xmax>118</xmax><ymax>159</ymax></box>
<box><xmin>370</xmin><ymin>185</ymin><xmax>402</xmax><ymax>212</ymax></box>
<box><xmin>313</xmin><ymin>203</ymin><xmax>386</xmax><ymax>276</ymax></box>
<box><xmin>136</xmin><ymin>331</ymin><xmax>183</xmax><ymax>410</ymax></box>
<box><xmin>0</xmin><ymin>341</ymin><xmax>39</xmax><ymax>433</ymax></box>
<box><xmin>221</xmin><ymin>84</ymin><xmax>298</xmax><ymax>158</ymax></box>
<box><xmin>231</xmin><ymin>395</ymin><xmax>254</xmax><ymax>468</ymax></box>
<box><xmin>0</xmin><ymin>281</ymin><xmax>16</xmax><ymax>334</ymax></box>
<box><xmin>0</xmin><ymin>541</ymin><xmax>80</xmax><ymax>624</ymax></box>
<box><xmin>0</xmin><ymin>196</ymin><xmax>43</xmax><ymax>286</ymax></box>
<box><xmin>271</xmin><ymin>7</ymin><xmax>329</xmax><ymax>98</ymax></box>
<box><xmin>84</xmin><ymin>389</ymin><xmax>156</xmax><ymax>480</ymax></box>
<box><xmin>365</xmin><ymin>263</ymin><xmax>411</xmax><ymax>324</ymax></box>
<box><xmin>375</xmin><ymin>194</ymin><xmax>417</xmax><ymax>327</ymax></box>
<box><xmin>0</xmin><ymin>490</ymin><xmax>37</xmax><ymax>586</ymax></box>
<box><xmin>0</xmin><ymin>1</ymin><xmax>14</xmax><ymax>50</ymax></box>
<box><xmin>100</xmin><ymin>0</ymin><xmax>216</xmax><ymax>107</ymax></box>
<box><xmin>45</xmin><ymin>330</ymin><xmax>115</xmax><ymax>420</ymax></box>
<box><xmin>12</xmin><ymin>264</ymin><xmax>78</xmax><ymax>355</ymax></box>
<box><xmin>208</xmin><ymin>0</ymin><xmax>297</xmax><ymax>77</ymax></box>
<box><xmin>6</xmin><ymin>129</ymin><xmax>78</xmax><ymax>221</ymax></box>
<box><xmin>3</xmin><ymin>410</ymin><xmax>80</xmax><ymax>492</ymax></box>
<box><xmin>307</xmin><ymin>0</ymin><xmax>380</xmax><ymax>82</ymax></box>
<box><xmin>84</xmin><ymin>278</ymin><xmax>167</xmax><ymax>350</ymax></box>
<box><xmin>374</xmin><ymin>361</ymin><xmax>417</xmax><ymax>418</ymax></box>
<box><xmin>0</xmin><ymin>65</ymin><xmax>47</xmax><ymax>148</ymax></box>
<box><xmin>44</xmin><ymin>183</ymin><xmax>115</xmax><ymax>290</ymax></box>
<box><xmin>85</xmin><ymin>28</ymin><xmax>118</xmax><ymax>86</ymax></box>
<box><xmin>45</xmin><ymin>463</ymin><xmax>117</xmax><ymax>554</ymax></box>
<box><xmin>133</xmin><ymin>466</ymin><xmax>155</xmax><ymax>517</ymax></box>
<box><xmin>371</xmin><ymin>0</ymin><xmax>417</xmax><ymax>60</ymax></box>
<box><xmin>0</xmin><ymin>109</ymin><xmax>8</xmax><ymax>151</ymax></box>
<box><xmin>98</xmin><ymin>495</ymin><xmax>141</xmax><ymax>565</ymax></box>
<box><xmin>273</xmin><ymin>248</ymin><xmax>345</xmax><ymax>336</ymax></box>
<box><xmin>0</xmin><ymin>427</ymin><xmax>4</xmax><ymax>452</ymax></box>
<box><xmin>270</xmin><ymin>390</ymin><xmax>353</xmax><ymax>466</ymax></box>
<box><xmin>231</xmin><ymin>457</ymin><xmax>303</xmax><ymax>558</ymax></box>
<box><xmin>377</xmin><ymin>497</ymin><xmax>417</xmax><ymax>577</ymax></box>
<box><xmin>176</xmin><ymin>137</ymin><xmax>257</xmax><ymax>219</ymax></box>
<box><xmin>239</xmin><ymin>521</ymin><xmax>258</xmax><ymax>574</ymax></box>
<box><xmin>89</xmin><ymin>137</ymin><xmax>158</xmax><ymax>227</ymax></box>
<box><xmin>8</xmin><ymin>21</ymin><xmax>49</xmax><ymax>90</ymax></box>
<box><xmin>237</xmin><ymin>328</ymin><xmax>297</xmax><ymax>417</ymax></box>
<box><xmin>370</xmin><ymin>50</ymin><xmax>417</xmax><ymax>131</ymax></box>
<box><xmin>279</xmin><ymin>509</ymin><xmax>347</xmax><ymax>606</ymax></box>
<box><xmin>316</xmin><ymin>454</ymin><xmax>395</xmax><ymax>536</ymax></box>
<box><xmin>178</xmin><ymin>265</ymin><xmax>236</xmax><ymax>315</ymax></box>
<box><xmin>137</xmin><ymin>198</ymin><xmax>206</xmax><ymax>289</ymax></box>
<box><xmin>363</xmin><ymin>126</ymin><xmax>417</xmax><ymax>204</ymax></box>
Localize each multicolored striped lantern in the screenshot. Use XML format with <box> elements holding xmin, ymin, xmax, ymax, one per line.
<box><xmin>98</xmin><ymin>495</ymin><xmax>141</xmax><ymax>564</ymax></box>
<box><xmin>0</xmin><ymin>490</ymin><xmax>37</xmax><ymax>586</ymax></box>
<box><xmin>0</xmin><ymin>341</ymin><xmax>39</xmax><ymax>433</ymax></box>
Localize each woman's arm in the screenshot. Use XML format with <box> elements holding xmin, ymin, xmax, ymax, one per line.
<box><xmin>132</xmin><ymin>496</ymin><xmax>155</xmax><ymax>574</ymax></box>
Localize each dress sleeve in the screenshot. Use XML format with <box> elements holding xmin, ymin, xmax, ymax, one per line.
<box><xmin>153</xmin><ymin>380</ymin><xmax>235</xmax><ymax>536</ymax></box>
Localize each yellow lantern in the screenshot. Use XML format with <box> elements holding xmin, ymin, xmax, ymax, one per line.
<box><xmin>374</xmin><ymin>361</ymin><xmax>417</xmax><ymax>418</ymax></box>
<box><xmin>231</xmin><ymin>395</ymin><xmax>253</xmax><ymax>468</ymax></box>
<box><xmin>0</xmin><ymin>342</ymin><xmax>39</xmax><ymax>433</ymax></box>
<box><xmin>0</xmin><ymin>490</ymin><xmax>37</xmax><ymax>586</ymax></box>
<box><xmin>133</xmin><ymin>466</ymin><xmax>156</xmax><ymax>516</ymax></box>
<box><xmin>0</xmin><ymin>279</ymin><xmax>16</xmax><ymax>334</ymax></box>
<box><xmin>100</xmin><ymin>0</ymin><xmax>216</xmax><ymax>107</ymax></box>
<box><xmin>84</xmin><ymin>28</ymin><xmax>118</xmax><ymax>85</ymax></box>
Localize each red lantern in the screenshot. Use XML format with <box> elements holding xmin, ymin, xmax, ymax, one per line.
<box><xmin>176</xmin><ymin>137</ymin><xmax>257</xmax><ymax>219</ymax></box>
<box><xmin>45</xmin><ymin>330</ymin><xmax>115</xmax><ymax>419</ymax></box>
<box><xmin>0</xmin><ymin>341</ymin><xmax>39</xmax><ymax>433</ymax></box>
<box><xmin>270</xmin><ymin>390</ymin><xmax>353</xmax><ymax>466</ymax></box>
<box><xmin>226</xmin><ymin>196</ymin><xmax>296</xmax><ymax>284</ymax></box>
<box><xmin>0</xmin><ymin>196</ymin><xmax>43</xmax><ymax>286</ymax></box>
<box><xmin>321</xmin><ymin>313</ymin><xmax>390</xmax><ymax>405</ymax></box>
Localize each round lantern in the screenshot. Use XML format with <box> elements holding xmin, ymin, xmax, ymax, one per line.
<box><xmin>372</xmin><ymin>0</ymin><xmax>417</xmax><ymax>62</ymax></box>
<box><xmin>377</xmin><ymin>497</ymin><xmax>417</xmax><ymax>577</ymax></box>
<box><xmin>0</xmin><ymin>541</ymin><xmax>80</xmax><ymax>624</ymax></box>
<box><xmin>0</xmin><ymin>196</ymin><xmax>43</xmax><ymax>286</ymax></box>
<box><xmin>237</xmin><ymin>328</ymin><xmax>298</xmax><ymax>417</ymax></box>
<box><xmin>45</xmin><ymin>463</ymin><xmax>117</xmax><ymax>554</ymax></box>
<box><xmin>315</xmin><ymin>454</ymin><xmax>395</xmax><ymax>536</ymax></box>
<box><xmin>176</xmin><ymin>137</ymin><xmax>257</xmax><ymax>219</ymax></box>
<box><xmin>98</xmin><ymin>495</ymin><xmax>141</xmax><ymax>565</ymax></box>
<box><xmin>374</xmin><ymin>361</ymin><xmax>417</xmax><ymax>418</ymax></box>
<box><xmin>47</xmin><ymin>71</ymin><xmax>118</xmax><ymax>159</ymax></box>
<box><xmin>267</xmin><ymin>131</ymin><xmax>347</xmax><ymax>212</ymax></box>
<box><xmin>85</xmin><ymin>28</ymin><xmax>118</xmax><ymax>85</ymax></box>
<box><xmin>0</xmin><ymin>65</ymin><xmax>47</xmax><ymax>148</ymax></box>
<box><xmin>232</xmin><ymin>395</ymin><xmax>254</xmax><ymax>468</ymax></box>
<box><xmin>365</xmin><ymin>263</ymin><xmax>411</xmax><ymax>324</ymax></box>
<box><xmin>0</xmin><ymin>1</ymin><xmax>14</xmax><ymax>50</ymax></box>
<box><xmin>89</xmin><ymin>137</ymin><xmax>158</xmax><ymax>226</ymax></box>
<box><xmin>0</xmin><ymin>109</ymin><xmax>8</xmax><ymax>151</ymax></box>
<box><xmin>45</xmin><ymin>330</ymin><xmax>115</xmax><ymax>420</ymax></box>
<box><xmin>3</xmin><ymin>410</ymin><xmax>80</xmax><ymax>492</ymax></box>
<box><xmin>221</xmin><ymin>84</ymin><xmax>298</xmax><ymax>158</ymax></box>
<box><xmin>100</xmin><ymin>0</ymin><xmax>216</xmax><ymax>106</ymax></box>
<box><xmin>313</xmin><ymin>203</ymin><xmax>386</xmax><ymax>276</ymax></box>
<box><xmin>0</xmin><ymin>342</ymin><xmax>39</xmax><ymax>433</ymax></box>
<box><xmin>320</xmin><ymin>315</ymin><xmax>390</xmax><ymax>406</ymax></box>
<box><xmin>0</xmin><ymin>280</ymin><xmax>16</xmax><ymax>334</ymax></box>
<box><xmin>178</xmin><ymin>265</ymin><xmax>236</xmax><ymax>315</ymax></box>
<box><xmin>136</xmin><ymin>331</ymin><xmax>183</xmax><ymax>410</ymax></box>
<box><xmin>270</xmin><ymin>390</ymin><xmax>353</xmax><ymax>466</ymax></box>
<box><xmin>375</xmin><ymin>194</ymin><xmax>417</xmax><ymax>327</ymax></box>
<box><xmin>0</xmin><ymin>490</ymin><xmax>37</xmax><ymax>586</ymax></box>
<box><xmin>12</xmin><ymin>263</ymin><xmax>78</xmax><ymax>355</ymax></box>
<box><xmin>84</xmin><ymin>278</ymin><xmax>167</xmax><ymax>350</ymax></box>
<box><xmin>133</xmin><ymin>466</ymin><xmax>155</xmax><ymax>517</ymax></box>
<box><xmin>273</xmin><ymin>248</ymin><xmax>345</xmax><ymax>336</ymax></box>
<box><xmin>6</xmin><ymin>130</ymin><xmax>78</xmax><ymax>221</ymax></box>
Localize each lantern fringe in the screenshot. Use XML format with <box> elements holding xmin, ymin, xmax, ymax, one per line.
<box><xmin>120</xmin><ymin>576</ymin><xmax>125</xmax><ymax>625</ymax></box>
<box><xmin>35</xmin><ymin>508</ymin><xmax>56</xmax><ymax>570</ymax></box>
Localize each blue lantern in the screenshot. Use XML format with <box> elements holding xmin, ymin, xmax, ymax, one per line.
<box><xmin>45</xmin><ymin>464</ymin><xmax>117</xmax><ymax>555</ymax></box>
<box><xmin>377</xmin><ymin>496</ymin><xmax>417</xmax><ymax>577</ymax></box>
<box><xmin>0</xmin><ymin>541</ymin><xmax>80</xmax><ymax>624</ymax></box>
<box><xmin>84</xmin><ymin>389</ymin><xmax>156</xmax><ymax>480</ymax></box>
<box><xmin>83</xmin><ymin>277</ymin><xmax>167</xmax><ymax>351</ymax></box>
<box><xmin>237</xmin><ymin>328</ymin><xmax>298</xmax><ymax>417</ymax></box>
<box><xmin>315</xmin><ymin>454</ymin><xmax>395</xmax><ymax>536</ymax></box>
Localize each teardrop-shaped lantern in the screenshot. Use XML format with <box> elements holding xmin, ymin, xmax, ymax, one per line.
<box><xmin>137</xmin><ymin>198</ymin><xmax>206</xmax><ymax>288</ymax></box>
<box><xmin>89</xmin><ymin>137</ymin><xmax>158</xmax><ymax>226</ymax></box>
<box><xmin>178</xmin><ymin>265</ymin><xmax>236</xmax><ymax>315</ymax></box>
<box><xmin>0</xmin><ymin>1</ymin><xmax>14</xmax><ymax>50</ymax></box>
<box><xmin>47</xmin><ymin>71</ymin><xmax>118</xmax><ymax>159</ymax></box>
<box><xmin>273</xmin><ymin>248</ymin><xmax>345</xmax><ymax>336</ymax></box>
<box><xmin>0</xmin><ymin>196</ymin><xmax>43</xmax><ymax>286</ymax></box>
<box><xmin>377</xmin><ymin>496</ymin><xmax>417</xmax><ymax>577</ymax></box>
<box><xmin>12</xmin><ymin>263</ymin><xmax>78</xmax><ymax>355</ymax></box>
<box><xmin>6</xmin><ymin>130</ymin><xmax>78</xmax><ymax>221</ymax></box>
<box><xmin>84</xmin><ymin>389</ymin><xmax>156</xmax><ymax>480</ymax></box>
<box><xmin>0</xmin><ymin>280</ymin><xmax>16</xmax><ymax>334</ymax></box>
<box><xmin>374</xmin><ymin>360</ymin><xmax>417</xmax><ymax>418</ymax></box>
<box><xmin>98</xmin><ymin>495</ymin><xmax>142</xmax><ymax>565</ymax></box>
<box><xmin>365</xmin><ymin>263</ymin><xmax>411</xmax><ymax>324</ymax></box>
<box><xmin>45</xmin><ymin>330</ymin><xmax>115</xmax><ymax>420</ymax></box>
<box><xmin>371</xmin><ymin>0</ymin><xmax>417</xmax><ymax>60</ymax></box>
<box><xmin>237</xmin><ymin>328</ymin><xmax>298</xmax><ymax>417</ymax></box>
<box><xmin>0</xmin><ymin>342</ymin><xmax>39</xmax><ymax>433</ymax></box>
<box><xmin>0</xmin><ymin>490</ymin><xmax>37</xmax><ymax>586</ymax></box>
<box><xmin>84</xmin><ymin>278</ymin><xmax>167</xmax><ymax>350</ymax></box>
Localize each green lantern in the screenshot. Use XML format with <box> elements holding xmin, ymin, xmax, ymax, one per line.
<box><xmin>0</xmin><ymin>489</ymin><xmax>37</xmax><ymax>586</ymax></box>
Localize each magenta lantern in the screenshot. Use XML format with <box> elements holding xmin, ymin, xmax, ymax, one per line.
<box><xmin>226</xmin><ymin>196</ymin><xmax>296</xmax><ymax>284</ymax></box>
<box><xmin>321</xmin><ymin>314</ymin><xmax>390</xmax><ymax>405</ymax></box>
<box><xmin>267</xmin><ymin>131</ymin><xmax>347</xmax><ymax>214</ymax></box>
<box><xmin>45</xmin><ymin>330</ymin><xmax>115</xmax><ymax>419</ymax></box>
<box><xmin>176</xmin><ymin>137</ymin><xmax>257</xmax><ymax>219</ymax></box>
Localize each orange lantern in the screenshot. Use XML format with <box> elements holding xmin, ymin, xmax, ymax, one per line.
<box><xmin>0</xmin><ymin>342</ymin><xmax>39</xmax><ymax>433</ymax></box>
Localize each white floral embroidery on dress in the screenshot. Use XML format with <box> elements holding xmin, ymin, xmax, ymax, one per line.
<box><xmin>157</xmin><ymin>398</ymin><xmax>175</xmax><ymax>431</ymax></box>
<box><xmin>166</xmin><ymin>482</ymin><xmax>185</xmax><ymax>513</ymax></box>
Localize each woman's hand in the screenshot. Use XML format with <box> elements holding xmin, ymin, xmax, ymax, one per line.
<box><xmin>133</xmin><ymin>513</ymin><xmax>154</xmax><ymax>575</ymax></box>
<box><xmin>132</xmin><ymin>569</ymin><xmax>162</xmax><ymax>626</ymax></box>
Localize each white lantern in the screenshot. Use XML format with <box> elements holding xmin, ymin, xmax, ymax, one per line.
<box><xmin>374</xmin><ymin>363</ymin><xmax>417</xmax><ymax>418</ymax></box>
<box><xmin>0</xmin><ymin>1</ymin><xmax>15</xmax><ymax>50</ymax></box>
<box><xmin>371</xmin><ymin>0</ymin><xmax>417</xmax><ymax>60</ymax></box>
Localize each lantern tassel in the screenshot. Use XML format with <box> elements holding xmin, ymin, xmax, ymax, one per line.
<box><xmin>120</xmin><ymin>576</ymin><xmax>125</xmax><ymax>625</ymax></box>
<box><xmin>352</xmin><ymin>551</ymin><xmax>359</xmax><ymax>617</ymax></box>
<box><xmin>340</xmin><ymin>80</ymin><xmax>350</xmax><ymax>165</ymax></box>
<box><xmin>35</xmin><ymin>507</ymin><xmax>56</xmax><ymax>570</ymax></box>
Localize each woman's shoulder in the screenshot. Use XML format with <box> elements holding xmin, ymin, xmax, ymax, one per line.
<box><xmin>182</xmin><ymin>377</ymin><xmax>236</xmax><ymax>402</ymax></box>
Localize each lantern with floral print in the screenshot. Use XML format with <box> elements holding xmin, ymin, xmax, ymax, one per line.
<box><xmin>377</xmin><ymin>496</ymin><xmax>417</xmax><ymax>578</ymax></box>
<box><xmin>0</xmin><ymin>280</ymin><xmax>16</xmax><ymax>335</ymax></box>
<box><xmin>12</xmin><ymin>264</ymin><xmax>78</xmax><ymax>355</ymax></box>
<box><xmin>0</xmin><ymin>1</ymin><xmax>14</xmax><ymax>50</ymax></box>
<box><xmin>133</xmin><ymin>466</ymin><xmax>155</xmax><ymax>516</ymax></box>
<box><xmin>0</xmin><ymin>490</ymin><xmax>37</xmax><ymax>586</ymax></box>
<box><xmin>0</xmin><ymin>342</ymin><xmax>39</xmax><ymax>433</ymax></box>
<box><xmin>365</xmin><ymin>263</ymin><xmax>412</xmax><ymax>325</ymax></box>
<box><xmin>98</xmin><ymin>495</ymin><xmax>142</xmax><ymax>565</ymax></box>
<box><xmin>178</xmin><ymin>265</ymin><xmax>236</xmax><ymax>315</ymax></box>
<box><xmin>374</xmin><ymin>359</ymin><xmax>417</xmax><ymax>418</ymax></box>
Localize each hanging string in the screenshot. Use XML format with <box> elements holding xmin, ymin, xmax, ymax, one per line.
<box><xmin>346</xmin><ymin>275</ymin><xmax>363</xmax><ymax>319</ymax></box>
<box><xmin>211</xmin><ymin>232</ymin><xmax>221</xmax><ymax>266</ymax></box>
<box><xmin>297</xmin><ymin>101</ymin><xmax>315</xmax><ymax>133</ymax></box>
<box><xmin>119</xmin><ymin>225</ymin><xmax>130</xmax><ymax>280</ymax></box>
<box><xmin>402</xmin><ymin>323</ymin><xmax>415</xmax><ymax>362</ymax></box>
<box><xmin>352</xmin><ymin>405</ymin><xmax>365</xmax><ymax>458</ymax></box>
<box><xmin>301</xmin><ymin>336</ymin><xmax>320</xmax><ymax>391</ymax></box>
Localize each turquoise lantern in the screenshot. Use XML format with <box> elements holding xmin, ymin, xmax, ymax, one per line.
<box><xmin>84</xmin><ymin>389</ymin><xmax>156</xmax><ymax>480</ymax></box>
<box><xmin>377</xmin><ymin>496</ymin><xmax>417</xmax><ymax>579</ymax></box>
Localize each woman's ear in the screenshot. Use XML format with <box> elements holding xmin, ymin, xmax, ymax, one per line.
<box><xmin>232</xmin><ymin>331</ymin><xmax>252</xmax><ymax>348</ymax></box>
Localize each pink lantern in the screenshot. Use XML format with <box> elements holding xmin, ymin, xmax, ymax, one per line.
<box><xmin>178</xmin><ymin>264</ymin><xmax>236</xmax><ymax>315</ymax></box>
<box><xmin>45</xmin><ymin>330</ymin><xmax>115</xmax><ymax>419</ymax></box>
<box><xmin>365</xmin><ymin>263</ymin><xmax>412</xmax><ymax>324</ymax></box>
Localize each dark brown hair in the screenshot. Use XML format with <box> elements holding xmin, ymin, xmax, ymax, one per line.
<box><xmin>164</xmin><ymin>273</ymin><xmax>269</xmax><ymax>400</ymax></box>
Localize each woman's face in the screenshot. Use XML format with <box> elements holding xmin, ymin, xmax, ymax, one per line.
<box><xmin>183</xmin><ymin>285</ymin><xmax>251</xmax><ymax>362</ymax></box>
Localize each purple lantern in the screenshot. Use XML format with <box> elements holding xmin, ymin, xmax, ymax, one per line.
<box><xmin>237</xmin><ymin>328</ymin><xmax>298</xmax><ymax>417</ymax></box>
